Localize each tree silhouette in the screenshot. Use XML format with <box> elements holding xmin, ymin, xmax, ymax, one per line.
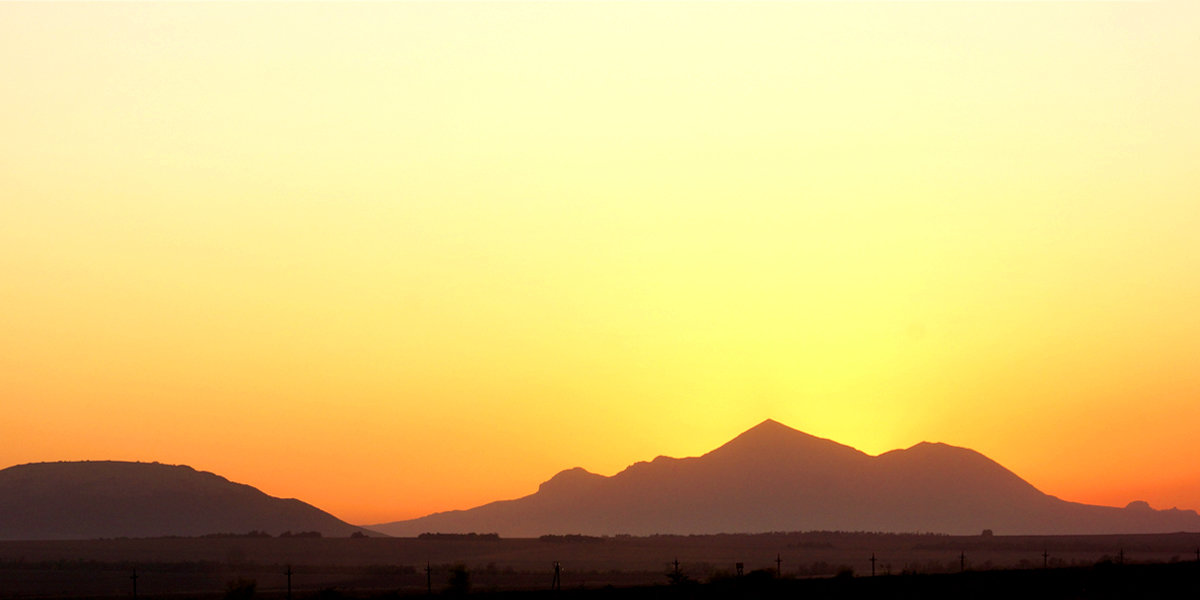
<box><xmin>447</xmin><ymin>564</ymin><xmax>470</xmax><ymax>595</ymax></box>
<box><xmin>224</xmin><ymin>578</ymin><xmax>256</xmax><ymax>600</ymax></box>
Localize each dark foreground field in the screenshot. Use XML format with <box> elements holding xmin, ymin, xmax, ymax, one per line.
<box><xmin>3</xmin><ymin>532</ymin><xmax>1199</xmax><ymax>599</ymax></box>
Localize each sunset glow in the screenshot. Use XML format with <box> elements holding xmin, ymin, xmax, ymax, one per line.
<box><xmin>2</xmin><ymin>1</ymin><xmax>1199</xmax><ymax>526</ymax></box>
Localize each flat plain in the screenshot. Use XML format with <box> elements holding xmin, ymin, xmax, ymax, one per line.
<box><xmin>4</xmin><ymin>531</ymin><xmax>1200</xmax><ymax>598</ymax></box>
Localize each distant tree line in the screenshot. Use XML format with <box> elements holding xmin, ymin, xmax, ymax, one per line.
<box><xmin>196</xmin><ymin>530</ymin><xmax>354</xmax><ymax>539</ymax></box>
<box><xmin>418</xmin><ymin>533</ymin><xmax>500</xmax><ymax>541</ymax></box>
<box><xmin>201</xmin><ymin>531</ymin><xmax>273</xmax><ymax>539</ymax></box>
<box><xmin>538</xmin><ymin>534</ymin><xmax>606</xmax><ymax>543</ymax></box>
<box><xmin>279</xmin><ymin>531</ymin><xmax>323</xmax><ymax>538</ymax></box>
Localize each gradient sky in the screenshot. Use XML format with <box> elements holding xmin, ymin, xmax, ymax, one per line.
<box><xmin>2</xmin><ymin>1</ymin><xmax>1199</xmax><ymax>527</ymax></box>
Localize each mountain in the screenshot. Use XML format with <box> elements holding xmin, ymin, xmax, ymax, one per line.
<box><xmin>0</xmin><ymin>461</ymin><xmax>373</xmax><ymax>540</ymax></box>
<box><xmin>372</xmin><ymin>419</ymin><xmax>1200</xmax><ymax>537</ymax></box>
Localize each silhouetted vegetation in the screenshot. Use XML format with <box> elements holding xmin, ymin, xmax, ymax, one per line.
<box><xmin>5</xmin><ymin>531</ymin><xmax>1200</xmax><ymax>598</ymax></box>
<box><xmin>419</xmin><ymin>533</ymin><xmax>500</xmax><ymax>541</ymax></box>
<box><xmin>665</xmin><ymin>560</ymin><xmax>692</xmax><ymax>586</ymax></box>
<box><xmin>203</xmin><ymin>531</ymin><xmax>272</xmax><ymax>538</ymax></box>
<box><xmin>280</xmin><ymin>531</ymin><xmax>324</xmax><ymax>538</ymax></box>
<box><xmin>224</xmin><ymin>577</ymin><xmax>256</xmax><ymax>600</ymax></box>
<box><xmin>446</xmin><ymin>564</ymin><xmax>470</xmax><ymax>595</ymax></box>
<box><xmin>539</xmin><ymin>534</ymin><xmax>605</xmax><ymax>543</ymax></box>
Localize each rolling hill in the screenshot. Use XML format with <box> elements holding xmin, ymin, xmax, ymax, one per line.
<box><xmin>372</xmin><ymin>419</ymin><xmax>1200</xmax><ymax>537</ymax></box>
<box><xmin>0</xmin><ymin>461</ymin><xmax>373</xmax><ymax>540</ymax></box>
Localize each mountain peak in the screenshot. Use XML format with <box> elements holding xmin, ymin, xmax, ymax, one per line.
<box><xmin>750</xmin><ymin>418</ymin><xmax>788</xmax><ymax>431</ymax></box>
<box><xmin>886</xmin><ymin>441</ymin><xmax>1000</xmax><ymax>466</ymax></box>
<box><xmin>734</xmin><ymin>418</ymin><xmax>805</xmax><ymax>440</ymax></box>
<box><xmin>705</xmin><ymin>419</ymin><xmax>867</xmax><ymax>462</ymax></box>
<box><xmin>372</xmin><ymin>421</ymin><xmax>1200</xmax><ymax>537</ymax></box>
<box><xmin>537</xmin><ymin>467</ymin><xmax>605</xmax><ymax>495</ymax></box>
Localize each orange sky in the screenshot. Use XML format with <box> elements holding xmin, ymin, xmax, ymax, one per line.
<box><xmin>2</xmin><ymin>1</ymin><xmax>1199</xmax><ymax>526</ymax></box>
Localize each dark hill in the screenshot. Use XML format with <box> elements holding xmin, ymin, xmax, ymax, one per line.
<box><xmin>371</xmin><ymin>419</ymin><xmax>1200</xmax><ymax>537</ymax></box>
<box><xmin>0</xmin><ymin>461</ymin><xmax>373</xmax><ymax>540</ymax></box>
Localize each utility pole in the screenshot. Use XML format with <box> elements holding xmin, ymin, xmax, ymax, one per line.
<box><xmin>870</xmin><ymin>553</ymin><xmax>877</xmax><ymax>577</ymax></box>
<box><xmin>1043</xmin><ymin>548</ymin><xmax>1049</xmax><ymax>569</ymax></box>
<box><xmin>551</xmin><ymin>561</ymin><xmax>561</xmax><ymax>591</ymax></box>
<box><xmin>130</xmin><ymin>568</ymin><xmax>138</xmax><ymax>600</ymax></box>
<box><xmin>776</xmin><ymin>554</ymin><xmax>782</xmax><ymax>577</ymax></box>
<box><xmin>1118</xmin><ymin>548</ymin><xmax>1124</xmax><ymax>566</ymax></box>
<box><xmin>426</xmin><ymin>562</ymin><xmax>432</xmax><ymax>595</ymax></box>
<box><xmin>285</xmin><ymin>565</ymin><xmax>292</xmax><ymax>600</ymax></box>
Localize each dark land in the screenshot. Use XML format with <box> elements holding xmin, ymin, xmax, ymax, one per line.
<box><xmin>374</xmin><ymin>420</ymin><xmax>1200</xmax><ymax>537</ymax></box>
<box><xmin>6</xmin><ymin>422</ymin><xmax>1199</xmax><ymax>544</ymax></box>
<box><xmin>0</xmin><ymin>462</ymin><xmax>369</xmax><ymax>541</ymax></box>
<box><xmin>6</xmin><ymin>421</ymin><xmax>1200</xmax><ymax>599</ymax></box>
<box><xmin>4</xmin><ymin>531</ymin><xmax>1200</xmax><ymax>599</ymax></box>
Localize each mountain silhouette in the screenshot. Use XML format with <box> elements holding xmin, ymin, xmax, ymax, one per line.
<box><xmin>0</xmin><ymin>461</ymin><xmax>373</xmax><ymax>540</ymax></box>
<box><xmin>372</xmin><ymin>419</ymin><xmax>1200</xmax><ymax>537</ymax></box>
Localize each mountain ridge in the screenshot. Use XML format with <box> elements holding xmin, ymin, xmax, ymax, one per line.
<box><xmin>372</xmin><ymin>419</ymin><xmax>1200</xmax><ymax>537</ymax></box>
<box><xmin>0</xmin><ymin>460</ymin><xmax>375</xmax><ymax>541</ymax></box>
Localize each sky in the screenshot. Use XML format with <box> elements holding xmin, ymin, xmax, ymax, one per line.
<box><xmin>2</xmin><ymin>1</ymin><xmax>1199</xmax><ymax>527</ymax></box>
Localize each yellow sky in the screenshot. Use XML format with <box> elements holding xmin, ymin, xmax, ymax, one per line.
<box><xmin>2</xmin><ymin>1</ymin><xmax>1199</xmax><ymax>526</ymax></box>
